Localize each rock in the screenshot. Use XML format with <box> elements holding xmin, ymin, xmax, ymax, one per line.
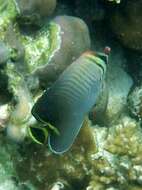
<box><xmin>75</xmin><ymin>0</ymin><xmax>105</xmax><ymax>25</ymax></box>
<box><xmin>110</xmin><ymin>0</ymin><xmax>142</xmax><ymax>51</ymax></box>
<box><xmin>16</xmin><ymin>0</ymin><xmax>57</xmax><ymax>25</ymax></box>
<box><xmin>89</xmin><ymin>47</ymin><xmax>133</xmax><ymax>126</ymax></box>
<box><xmin>104</xmin><ymin>49</ymin><xmax>133</xmax><ymax>124</ymax></box>
<box><xmin>34</xmin><ymin>15</ymin><xmax>91</xmax><ymax>88</ymax></box>
<box><xmin>127</xmin><ymin>83</ymin><xmax>142</xmax><ymax>119</ymax></box>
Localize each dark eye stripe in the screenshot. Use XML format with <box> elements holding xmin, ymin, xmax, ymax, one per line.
<box><xmin>85</xmin><ymin>55</ymin><xmax>105</xmax><ymax>74</ymax></box>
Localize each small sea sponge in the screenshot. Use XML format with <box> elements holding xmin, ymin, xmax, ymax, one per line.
<box><xmin>6</xmin><ymin>84</ymin><xmax>32</xmax><ymax>143</ymax></box>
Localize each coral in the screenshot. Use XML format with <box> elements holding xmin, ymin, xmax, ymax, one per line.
<box><xmin>86</xmin><ymin>116</ymin><xmax>142</xmax><ymax>190</ymax></box>
<box><xmin>33</xmin><ymin>15</ymin><xmax>91</xmax><ymax>87</ymax></box>
<box><xmin>12</xmin><ymin>115</ymin><xmax>142</xmax><ymax>190</ymax></box>
<box><xmin>127</xmin><ymin>84</ymin><xmax>142</xmax><ymax>119</ymax></box>
<box><xmin>0</xmin><ymin>0</ymin><xmax>18</xmax><ymax>40</ymax></box>
<box><xmin>4</xmin><ymin>15</ymin><xmax>91</xmax><ymax>90</ymax></box>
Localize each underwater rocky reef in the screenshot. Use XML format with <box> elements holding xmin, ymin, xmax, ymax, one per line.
<box><xmin>0</xmin><ymin>0</ymin><xmax>142</xmax><ymax>189</ymax></box>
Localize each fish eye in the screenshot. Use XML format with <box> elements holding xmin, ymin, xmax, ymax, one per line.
<box><xmin>28</xmin><ymin>125</ymin><xmax>48</xmax><ymax>145</ymax></box>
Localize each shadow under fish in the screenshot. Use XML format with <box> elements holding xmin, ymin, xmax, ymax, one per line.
<box><xmin>30</xmin><ymin>49</ymin><xmax>109</xmax><ymax>154</ymax></box>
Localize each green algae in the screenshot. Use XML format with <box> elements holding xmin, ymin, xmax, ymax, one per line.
<box><xmin>21</xmin><ymin>22</ymin><xmax>61</xmax><ymax>73</ymax></box>
<box><xmin>0</xmin><ymin>0</ymin><xmax>19</xmax><ymax>40</ymax></box>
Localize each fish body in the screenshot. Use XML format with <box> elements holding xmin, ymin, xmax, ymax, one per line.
<box><xmin>31</xmin><ymin>51</ymin><xmax>108</xmax><ymax>154</ymax></box>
